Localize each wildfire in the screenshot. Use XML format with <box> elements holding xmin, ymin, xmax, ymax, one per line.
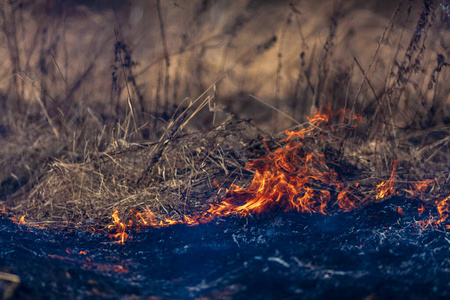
<box><xmin>413</xmin><ymin>179</ymin><xmax>435</xmax><ymax>193</ymax></box>
<box><xmin>107</xmin><ymin>107</ymin><xmax>411</xmax><ymax>243</ymax></box>
<box><xmin>0</xmin><ymin>105</ymin><xmax>433</xmax><ymax>244</ymax></box>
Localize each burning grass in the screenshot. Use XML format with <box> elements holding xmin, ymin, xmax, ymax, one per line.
<box><xmin>5</xmin><ymin>102</ymin><xmax>448</xmax><ymax>244</ymax></box>
<box><xmin>0</xmin><ymin>0</ymin><xmax>449</xmax><ymax>244</ymax></box>
<box><xmin>102</xmin><ymin>106</ymin><xmax>449</xmax><ymax>243</ymax></box>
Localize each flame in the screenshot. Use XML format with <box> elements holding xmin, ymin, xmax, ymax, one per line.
<box><xmin>12</xmin><ymin>215</ymin><xmax>26</xmax><ymax>225</ymax></box>
<box><xmin>107</xmin><ymin>210</ymin><xmax>128</xmax><ymax>244</ymax></box>
<box><xmin>107</xmin><ymin>108</ymin><xmax>369</xmax><ymax>242</ymax></box>
<box><xmin>415</xmin><ymin>195</ymin><xmax>450</xmax><ymax>229</ymax></box>
<box><xmin>203</xmin><ymin>107</ymin><xmax>356</xmax><ymax>219</ymax></box>
<box><xmin>413</xmin><ymin>179</ymin><xmax>435</xmax><ymax>193</ymax></box>
<box><xmin>104</xmin><ymin>107</ymin><xmax>445</xmax><ymax>244</ymax></box>
<box><xmin>436</xmin><ymin>195</ymin><xmax>450</xmax><ymax>225</ymax></box>
<box><xmin>337</xmin><ymin>189</ymin><xmax>358</xmax><ymax>212</ymax></box>
<box><xmin>375</xmin><ymin>159</ymin><xmax>398</xmax><ymax>200</ymax></box>
<box><xmin>1</xmin><ymin>204</ymin><xmax>5</xmax><ymax>214</ymax></box>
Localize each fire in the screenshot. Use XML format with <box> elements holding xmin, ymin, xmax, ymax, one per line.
<box><xmin>435</xmin><ymin>195</ymin><xmax>450</xmax><ymax>225</ymax></box>
<box><xmin>375</xmin><ymin>159</ymin><xmax>398</xmax><ymax>200</ymax></box>
<box><xmin>101</xmin><ymin>107</ymin><xmax>448</xmax><ymax>243</ymax></box>
<box><xmin>414</xmin><ymin>195</ymin><xmax>450</xmax><ymax>229</ymax></box>
<box><xmin>337</xmin><ymin>189</ymin><xmax>358</xmax><ymax>212</ymax></box>
<box><xmin>413</xmin><ymin>179</ymin><xmax>435</xmax><ymax>193</ymax></box>
<box><xmin>107</xmin><ymin>210</ymin><xmax>128</xmax><ymax>244</ymax></box>
<box><xmin>203</xmin><ymin>107</ymin><xmax>359</xmax><ymax>218</ymax></box>
<box><xmin>107</xmin><ymin>108</ymin><xmax>372</xmax><ymax>242</ymax></box>
<box><xmin>12</xmin><ymin>215</ymin><xmax>26</xmax><ymax>225</ymax></box>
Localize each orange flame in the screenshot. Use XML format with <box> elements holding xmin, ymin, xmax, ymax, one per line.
<box><xmin>375</xmin><ymin>159</ymin><xmax>398</xmax><ymax>200</ymax></box>
<box><xmin>107</xmin><ymin>210</ymin><xmax>128</xmax><ymax>244</ymax></box>
<box><xmin>105</xmin><ymin>108</ymin><xmax>443</xmax><ymax>244</ymax></box>
<box><xmin>413</xmin><ymin>179</ymin><xmax>435</xmax><ymax>193</ymax></box>
<box><xmin>12</xmin><ymin>215</ymin><xmax>26</xmax><ymax>225</ymax></box>
<box><xmin>415</xmin><ymin>195</ymin><xmax>450</xmax><ymax>229</ymax></box>
<box><xmin>107</xmin><ymin>108</ymin><xmax>368</xmax><ymax>242</ymax></box>
<box><xmin>337</xmin><ymin>189</ymin><xmax>358</xmax><ymax>212</ymax></box>
<box><xmin>435</xmin><ymin>195</ymin><xmax>450</xmax><ymax>225</ymax></box>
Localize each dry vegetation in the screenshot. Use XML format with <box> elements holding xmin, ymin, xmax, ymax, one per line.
<box><xmin>0</xmin><ymin>0</ymin><xmax>448</xmax><ymax>229</ymax></box>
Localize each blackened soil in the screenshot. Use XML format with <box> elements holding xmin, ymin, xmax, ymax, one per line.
<box><xmin>1</xmin><ymin>197</ymin><xmax>449</xmax><ymax>299</ymax></box>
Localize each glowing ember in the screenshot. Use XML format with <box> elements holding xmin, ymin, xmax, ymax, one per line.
<box><xmin>418</xmin><ymin>204</ymin><xmax>425</xmax><ymax>215</ymax></box>
<box><xmin>414</xmin><ymin>195</ymin><xmax>450</xmax><ymax>229</ymax></box>
<box><xmin>48</xmin><ymin>254</ymin><xmax>130</xmax><ymax>273</ymax></box>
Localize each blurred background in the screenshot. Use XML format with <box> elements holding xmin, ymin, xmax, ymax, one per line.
<box><xmin>1</xmin><ymin>0</ymin><xmax>448</xmax><ymax>128</ymax></box>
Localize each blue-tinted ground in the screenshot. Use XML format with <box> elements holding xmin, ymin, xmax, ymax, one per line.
<box><xmin>1</xmin><ymin>197</ymin><xmax>449</xmax><ymax>299</ymax></box>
